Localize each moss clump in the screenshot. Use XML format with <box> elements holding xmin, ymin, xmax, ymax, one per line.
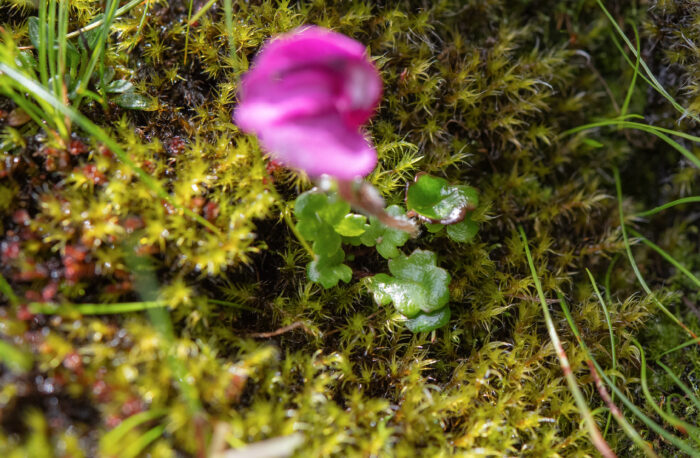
<box><xmin>0</xmin><ymin>0</ymin><xmax>699</xmax><ymax>456</ymax></box>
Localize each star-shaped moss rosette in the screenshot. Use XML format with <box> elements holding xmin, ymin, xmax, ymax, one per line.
<box><xmin>405</xmin><ymin>173</ymin><xmax>479</xmax><ymax>242</ymax></box>
<box><xmin>368</xmin><ymin>249</ymin><xmax>452</xmax><ymax>332</ymax></box>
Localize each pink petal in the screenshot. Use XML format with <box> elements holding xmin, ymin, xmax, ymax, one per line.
<box><xmin>233</xmin><ymin>26</ymin><xmax>383</xmax><ymax>178</ymax></box>
<box><xmin>257</xmin><ymin>113</ymin><xmax>377</xmax><ymax>179</ymax></box>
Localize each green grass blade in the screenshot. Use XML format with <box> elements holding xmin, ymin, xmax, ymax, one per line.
<box><xmin>0</xmin><ymin>63</ymin><xmax>222</xmax><ymax>235</ymax></box>
<box><xmin>188</xmin><ymin>0</ymin><xmax>217</xmax><ymax>26</ymax></box>
<box><xmin>634</xmin><ymin>197</ymin><xmax>700</xmax><ymax>218</ymax></box>
<box><xmin>74</xmin><ymin>0</ymin><xmax>120</xmax><ymax>109</ymax></box>
<box><xmin>634</xmin><ymin>339</ymin><xmax>700</xmax><ymax>445</ymax></box>
<box><xmin>620</xmin><ymin>23</ymin><xmax>640</xmax><ymax>117</ymax></box>
<box><xmin>613</xmin><ymin>167</ymin><xmax>699</xmax><ymax>341</ymax></box>
<box><xmin>184</xmin><ymin>0</ymin><xmax>193</xmax><ymax>65</ymax></box>
<box><xmin>585</xmin><ymin>268</ymin><xmax>617</xmax><ymax>437</ymax></box>
<box><xmin>224</xmin><ymin>0</ymin><xmax>234</xmax><ymax>58</ymax></box>
<box><xmin>656</xmin><ymin>361</ymin><xmax>700</xmax><ymax>413</ymax></box>
<box><xmin>596</xmin><ymin>0</ymin><xmax>699</xmax><ymax>123</ymax></box>
<box><xmin>29</xmin><ymin>301</ymin><xmax>168</xmax><ymax>315</ymax></box>
<box><xmin>556</xmin><ymin>293</ymin><xmax>662</xmax><ymax>457</ymax></box>
<box><xmin>604</xmin><ymin>254</ymin><xmax>619</xmax><ymax>305</ymax></box>
<box><xmin>518</xmin><ymin>226</ymin><xmax>615</xmax><ymax>458</ymax></box>
<box><xmin>64</xmin><ymin>0</ymin><xmax>145</xmax><ymax>41</ymax></box>
<box><xmin>628</xmin><ymin>228</ymin><xmax>700</xmax><ymax>290</ymax></box>
<box><xmin>0</xmin><ymin>340</ymin><xmax>33</xmax><ymax>372</ymax></box>
<box><xmin>0</xmin><ymin>273</ymin><xmax>20</xmax><ymax>307</ymax></box>
<box><xmin>657</xmin><ymin>338</ymin><xmax>700</xmax><ymax>358</ymax></box>
<box><xmin>122</xmin><ymin>425</ymin><xmax>166</xmax><ymax>458</ymax></box>
<box><xmin>100</xmin><ymin>409</ymin><xmax>167</xmax><ymax>453</ymax></box>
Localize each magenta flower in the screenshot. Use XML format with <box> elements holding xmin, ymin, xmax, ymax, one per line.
<box><xmin>233</xmin><ymin>26</ymin><xmax>382</xmax><ymax>179</ymax></box>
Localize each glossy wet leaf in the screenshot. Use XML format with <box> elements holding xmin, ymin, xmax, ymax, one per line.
<box><xmin>368</xmin><ymin>249</ymin><xmax>450</xmax><ymax>318</ymax></box>
<box><xmin>446</xmin><ymin>213</ymin><xmax>479</xmax><ymax>242</ymax></box>
<box><xmin>114</xmin><ymin>92</ymin><xmax>153</xmax><ymax>110</ymax></box>
<box><xmin>405</xmin><ymin>306</ymin><xmax>451</xmax><ymax>333</ymax></box>
<box><xmin>359</xmin><ymin>205</ymin><xmax>410</xmax><ymax>259</ymax></box>
<box><xmin>406</xmin><ymin>174</ymin><xmax>478</xmax><ymax>224</ymax></box>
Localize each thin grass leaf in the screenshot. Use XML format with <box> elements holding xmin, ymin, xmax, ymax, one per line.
<box><xmin>121</xmin><ymin>425</ymin><xmax>166</xmax><ymax>458</ymax></box>
<box><xmin>518</xmin><ymin>226</ymin><xmax>615</xmax><ymax>458</ymax></box>
<box><xmin>224</xmin><ymin>0</ymin><xmax>234</xmax><ymax>59</ymax></box>
<box><xmin>620</xmin><ymin>23</ymin><xmax>640</xmax><ymax>117</ymax></box>
<box><xmin>557</xmin><ymin>293</ymin><xmax>660</xmax><ymax>457</ymax></box>
<box><xmin>585</xmin><ymin>268</ymin><xmax>617</xmax><ymax>437</ymax></box>
<box><xmin>100</xmin><ymin>409</ymin><xmax>167</xmax><ymax>453</ymax></box>
<box><xmin>29</xmin><ymin>301</ymin><xmax>168</xmax><ymax>315</ymax></box>
<box><xmin>613</xmin><ymin>167</ymin><xmax>700</xmax><ymax>342</ymax></box>
<box><xmin>188</xmin><ymin>0</ymin><xmax>217</xmax><ymax>25</ymax></box>
<box><xmin>597</xmin><ymin>0</ymin><xmax>700</xmax><ymax>123</ymax></box>
<box><xmin>563</xmin><ymin>120</ymin><xmax>700</xmax><ymax>169</ymax></box>
<box><xmin>634</xmin><ymin>197</ymin><xmax>700</xmax><ymax>218</ymax></box>
<box><xmin>657</xmin><ymin>338</ymin><xmax>700</xmax><ymax>358</ymax></box>
<box><xmin>656</xmin><ymin>361</ymin><xmax>700</xmax><ymax>413</ymax></box>
<box><xmin>0</xmin><ymin>340</ymin><xmax>33</xmax><ymax>372</ymax></box>
<box><xmin>0</xmin><ymin>273</ymin><xmax>20</xmax><ymax>308</ymax></box>
<box><xmin>74</xmin><ymin>0</ymin><xmax>119</xmax><ymax>109</ymax></box>
<box><xmin>0</xmin><ymin>63</ymin><xmax>222</xmax><ymax>235</ymax></box>
<box><xmin>628</xmin><ymin>228</ymin><xmax>700</xmax><ymax>290</ymax></box>
<box><xmin>633</xmin><ymin>339</ymin><xmax>700</xmax><ymax>445</ymax></box>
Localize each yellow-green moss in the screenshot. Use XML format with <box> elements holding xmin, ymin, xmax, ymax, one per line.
<box><xmin>0</xmin><ymin>0</ymin><xmax>699</xmax><ymax>456</ymax></box>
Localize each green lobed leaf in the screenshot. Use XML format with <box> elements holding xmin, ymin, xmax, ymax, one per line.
<box><xmin>445</xmin><ymin>213</ymin><xmax>479</xmax><ymax>242</ymax></box>
<box><xmin>307</xmin><ymin>248</ymin><xmax>352</xmax><ymax>289</ymax></box>
<box><xmin>360</xmin><ymin>205</ymin><xmax>410</xmax><ymax>259</ymax></box>
<box><xmin>334</xmin><ymin>214</ymin><xmax>367</xmax><ymax>237</ymax></box>
<box><xmin>404</xmin><ymin>307</ymin><xmax>451</xmax><ymax>333</ymax></box>
<box><xmin>368</xmin><ymin>249</ymin><xmax>451</xmax><ymax>318</ymax></box>
<box><xmin>406</xmin><ymin>174</ymin><xmax>478</xmax><ymax>224</ymax></box>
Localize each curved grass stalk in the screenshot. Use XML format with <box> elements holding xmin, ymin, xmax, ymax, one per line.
<box><xmin>563</xmin><ymin>121</ymin><xmax>700</xmax><ymax>169</ymax></box>
<box><xmin>619</xmin><ymin>22</ymin><xmax>640</xmax><ymax>118</ymax></box>
<box><xmin>628</xmin><ymin>228</ymin><xmax>700</xmax><ymax>290</ymax></box>
<box><xmin>188</xmin><ymin>0</ymin><xmax>217</xmax><ymax>26</ymax></box>
<box><xmin>100</xmin><ymin>409</ymin><xmax>167</xmax><ymax>452</ymax></box>
<box><xmin>0</xmin><ymin>273</ymin><xmax>20</xmax><ymax>307</ymax></box>
<box><xmin>634</xmin><ymin>197</ymin><xmax>700</xmax><ymax>218</ymax></box>
<box><xmin>585</xmin><ymin>269</ymin><xmax>617</xmax><ymax>437</ymax></box>
<box><xmin>556</xmin><ymin>293</ymin><xmax>659</xmax><ymax>457</ymax></box>
<box><xmin>613</xmin><ymin>167</ymin><xmax>699</xmax><ymax>342</ymax></box>
<box><xmin>657</xmin><ymin>338</ymin><xmax>700</xmax><ymax>359</ymax></box>
<box><xmin>596</xmin><ymin>0</ymin><xmax>700</xmax><ymax>124</ymax></box>
<box><xmin>518</xmin><ymin>226</ymin><xmax>615</xmax><ymax>458</ymax></box>
<box><xmin>655</xmin><ymin>361</ymin><xmax>700</xmax><ymax>413</ymax></box>
<box><xmin>29</xmin><ymin>299</ymin><xmax>255</xmax><ymax>315</ymax></box>
<box><xmin>603</xmin><ymin>254</ymin><xmax>619</xmax><ymax>305</ymax></box>
<box><xmin>633</xmin><ymin>339</ymin><xmax>700</xmax><ymax>445</ymax></box>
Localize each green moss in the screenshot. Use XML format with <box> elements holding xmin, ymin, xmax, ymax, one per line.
<box><xmin>0</xmin><ymin>0</ymin><xmax>699</xmax><ymax>456</ymax></box>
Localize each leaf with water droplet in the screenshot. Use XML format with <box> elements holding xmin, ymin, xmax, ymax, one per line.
<box><xmin>114</xmin><ymin>92</ymin><xmax>154</xmax><ymax>110</ymax></box>
<box><xmin>406</xmin><ymin>174</ymin><xmax>478</xmax><ymax>224</ymax></box>
<box><xmin>445</xmin><ymin>213</ymin><xmax>478</xmax><ymax>242</ymax></box>
<box><xmin>368</xmin><ymin>249</ymin><xmax>450</xmax><ymax>318</ymax></box>
<box><xmin>405</xmin><ymin>306</ymin><xmax>451</xmax><ymax>333</ymax></box>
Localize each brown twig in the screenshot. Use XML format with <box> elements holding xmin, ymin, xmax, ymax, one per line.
<box><xmin>247</xmin><ymin>321</ymin><xmax>310</xmax><ymax>338</ymax></box>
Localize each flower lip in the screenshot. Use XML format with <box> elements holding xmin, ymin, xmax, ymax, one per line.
<box><xmin>233</xmin><ymin>26</ymin><xmax>382</xmax><ymax>179</ymax></box>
